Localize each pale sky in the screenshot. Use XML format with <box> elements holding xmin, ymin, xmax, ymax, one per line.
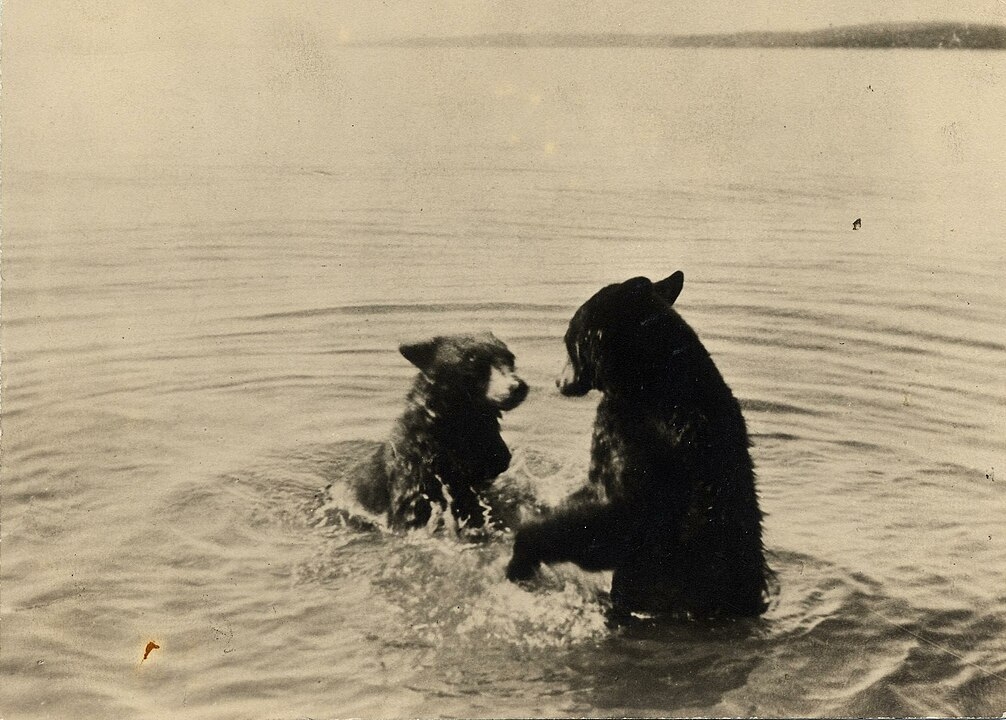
<box><xmin>5</xmin><ymin>0</ymin><xmax>1005</xmax><ymax>53</ymax></box>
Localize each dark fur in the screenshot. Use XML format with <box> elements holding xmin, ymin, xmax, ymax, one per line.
<box><xmin>351</xmin><ymin>332</ymin><xmax>531</xmax><ymax>532</ymax></box>
<box><xmin>506</xmin><ymin>272</ymin><xmax>771</xmax><ymax>618</ymax></box>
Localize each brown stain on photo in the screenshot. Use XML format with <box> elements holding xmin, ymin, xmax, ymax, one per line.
<box><xmin>142</xmin><ymin>641</ymin><xmax>160</xmax><ymax>661</ymax></box>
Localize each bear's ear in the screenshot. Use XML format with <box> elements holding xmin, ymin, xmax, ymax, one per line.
<box><xmin>654</xmin><ymin>271</ymin><xmax>684</xmax><ymax>305</ymax></box>
<box><xmin>622</xmin><ymin>276</ymin><xmax>653</xmax><ymax>298</ymax></box>
<box><xmin>399</xmin><ymin>338</ymin><xmax>439</xmax><ymax>370</ymax></box>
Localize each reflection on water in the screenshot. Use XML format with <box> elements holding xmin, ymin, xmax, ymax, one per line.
<box><xmin>2</xmin><ymin>46</ymin><xmax>1005</xmax><ymax>718</ymax></box>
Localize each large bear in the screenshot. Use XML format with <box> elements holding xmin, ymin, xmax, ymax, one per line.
<box><xmin>506</xmin><ymin>272</ymin><xmax>771</xmax><ymax>618</ymax></box>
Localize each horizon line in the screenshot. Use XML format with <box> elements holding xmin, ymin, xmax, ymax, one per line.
<box><xmin>352</xmin><ymin>21</ymin><xmax>1006</xmax><ymax>51</ymax></box>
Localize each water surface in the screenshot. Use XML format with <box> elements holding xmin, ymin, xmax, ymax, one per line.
<box><xmin>2</xmin><ymin>47</ymin><xmax>1005</xmax><ymax>718</ymax></box>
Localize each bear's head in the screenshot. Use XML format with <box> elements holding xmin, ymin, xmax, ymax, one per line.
<box><xmin>400</xmin><ymin>332</ymin><xmax>529</xmax><ymax>411</ymax></box>
<box><xmin>557</xmin><ymin>271</ymin><xmax>689</xmax><ymax>397</ymax></box>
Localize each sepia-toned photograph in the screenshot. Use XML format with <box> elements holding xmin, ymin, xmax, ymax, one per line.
<box><xmin>1</xmin><ymin>2</ymin><xmax>1004</xmax><ymax>718</ymax></box>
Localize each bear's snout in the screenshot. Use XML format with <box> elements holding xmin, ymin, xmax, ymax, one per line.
<box><xmin>487</xmin><ymin>366</ymin><xmax>529</xmax><ymax>411</ymax></box>
<box><xmin>557</xmin><ymin>358</ymin><xmax>591</xmax><ymax>396</ymax></box>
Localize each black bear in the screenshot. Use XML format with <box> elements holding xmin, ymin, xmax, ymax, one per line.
<box><xmin>348</xmin><ymin>332</ymin><xmax>532</xmax><ymax>533</ymax></box>
<box><xmin>506</xmin><ymin>272</ymin><xmax>771</xmax><ymax>618</ymax></box>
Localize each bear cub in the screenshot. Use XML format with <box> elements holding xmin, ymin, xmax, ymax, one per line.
<box><xmin>506</xmin><ymin>272</ymin><xmax>771</xmax><ymax>618</ymax></box>
<box><xmin>351</xmin><ymin>332</ymin><xmax>531</xmax><ymax>533</ymax></box>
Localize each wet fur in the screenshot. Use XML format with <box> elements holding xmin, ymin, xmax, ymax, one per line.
<box><xmin>506</xmin><ymin>272</ymin><xmax>771</xmax><ymax>618</ymax></box>
<box><xmin>350</xmin><ymin>333</ymin><xmax>533</xmax><ymax>532</ymax></box>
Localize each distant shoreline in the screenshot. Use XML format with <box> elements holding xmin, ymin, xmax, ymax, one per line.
<box><xmin>365</xmin><ymin>22</ymin><xmax>1006</xmax><ymax>50</ymax></box>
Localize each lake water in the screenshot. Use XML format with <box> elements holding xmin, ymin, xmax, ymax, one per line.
<box><xmin>2</xmin><ymin>45</ymin><xmax>1005</xmax><ymax>718</ymax></box>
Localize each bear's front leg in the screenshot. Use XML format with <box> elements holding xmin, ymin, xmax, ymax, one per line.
<box><xmin>505</xmin><ymin>529</ymin><xmax>542</xmax><ymax>581</ymax></box>
<box><xmin>505</xmin><ymin>503</ymin><xmax>631</xmax><ymax>581</ymax></box>
<box><xmin>483</xmin><ymin>433</ymin><xmax>512</xmax><ymax>479</ymax></box>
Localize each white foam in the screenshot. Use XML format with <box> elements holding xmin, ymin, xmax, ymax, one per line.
<box><xmin>457</xmin><ymin>562</ymin><xmax>612</xmax><ymax>648</ymax></box>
